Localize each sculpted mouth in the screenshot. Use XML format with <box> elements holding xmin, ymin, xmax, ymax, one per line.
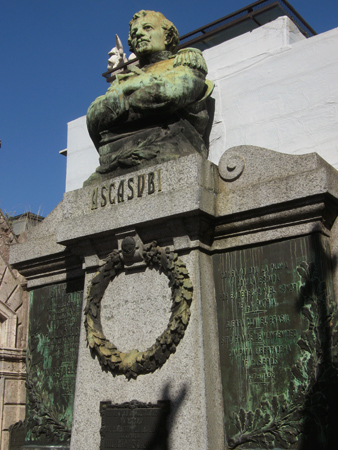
<box><xmin>136</xmin><ymin>41</ymin><xmax>150</xmax><ymax>50</ymax></box>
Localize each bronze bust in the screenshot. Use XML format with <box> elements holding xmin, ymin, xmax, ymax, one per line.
<box><xmin>85</xmin><ymin>10</ymin><xmax>213</xmax><ymax>184</ymax></box>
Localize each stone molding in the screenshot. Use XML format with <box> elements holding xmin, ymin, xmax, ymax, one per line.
<box><xmin>0</xmin><ymin>302</ymin><xmax>17</xmax><ymax>348</ymax></box>
<box><xmin>0</xmin><ymin>209</ymin><xmax>28</xmax><ymax>450</ymax></box>
<box><xmin>9</xmin><ymin>150</ymin><xmax>338</xmax><ymax>287</ymax></box>
<box><xmin>214</xmin><ymin>146</ymin><xmax>338</xmax><ymax>250</ymax></box>
<box><xmin>0</xmin><ymin>348</ymin><xmax>26</xmax><ymax>376</ymax></box>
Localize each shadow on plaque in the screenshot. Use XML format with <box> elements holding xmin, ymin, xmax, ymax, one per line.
<box><xmin>100</xmin><ymin>384</ymin><xmax>187</xmax><ymax>450</ymax></box>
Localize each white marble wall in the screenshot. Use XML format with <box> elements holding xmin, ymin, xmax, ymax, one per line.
<box><xmin>64</xmin><ymin>16</ymin><xmax>338</xmax><ymax>192</ymax></box>
<box><xmin>206</xmin><ymin>16</ymin><xmax>338</xmax><ymax>168</ymax></box>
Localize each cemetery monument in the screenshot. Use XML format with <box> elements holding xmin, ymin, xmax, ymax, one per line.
<box><xmin>8</xmin><ymin>8</ymin><xmax>338</xmax><ymax>450</ymax></box>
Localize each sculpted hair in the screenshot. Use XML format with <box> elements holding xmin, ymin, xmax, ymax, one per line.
<box><xmin>128</xmin><ymin>10</ymin><xmax>179</xmax><ymax>54</ymax></box>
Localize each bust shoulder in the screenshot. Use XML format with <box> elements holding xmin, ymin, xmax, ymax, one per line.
<box><xmin>173</xmin><ymin>48</ymin><xmax>208</xmax><ymax>76</ymax></box>
<box><xmin>143</xmin><ymin>48</ymin><xmax>208</xmax><ymax>77</ymax></box>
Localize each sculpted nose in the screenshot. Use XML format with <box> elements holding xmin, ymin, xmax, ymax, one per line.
<box><xmin>135</xmin><ymin>28</ymin><xmax>144</xmax><ymax>37</ymax></box>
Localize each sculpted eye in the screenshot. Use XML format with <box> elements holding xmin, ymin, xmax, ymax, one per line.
<box><xmin>143</xmin><ymin>25</ymin><xmax>153</xmax><ymax>31</ymax></box>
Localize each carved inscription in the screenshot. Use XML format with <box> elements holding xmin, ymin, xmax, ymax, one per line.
<box><xmin>219</xmin><ymin>262</ymin><xmax>297</xmax><ymax>372</ymax></box>
<box><xmin>214</xmin><ymin>235</ymin><xmax>338</xmax><ymax>449</ymax></box>
<box><xmin>91</xmin><ymin>169</ymin><xmax>162</xmax><ymax>210</ymax></box>
<box><xmin>213</xmin><ymin>237</ymin><xmax>314</xmax><ymax>446</ymax></box>
<box><xmin>25</xmin><ymin>279</ymin><xmax>84</xmax><ymax>445</ymax></box>
<box><xmin>100</xmin><ymin>400</ymin><xmax>170</xmax><ymax>450</ymax></box>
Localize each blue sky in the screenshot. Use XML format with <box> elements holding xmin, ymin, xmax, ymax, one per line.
<box><xmin>1</xmin><ymin>0</ymin><xmax>337</xmax><ymax>217</ymax></box>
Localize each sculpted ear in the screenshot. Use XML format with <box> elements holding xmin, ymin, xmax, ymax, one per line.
<box><xmin>164</xmin><ymin>29</ymin><xmax>173</xmax><ymax>48</ymax></box>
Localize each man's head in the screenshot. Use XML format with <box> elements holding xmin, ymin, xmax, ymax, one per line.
<box><xmin>128</xmin><ymin>10</ymin><xmax>179</xmax><ymax>58</ymax></box>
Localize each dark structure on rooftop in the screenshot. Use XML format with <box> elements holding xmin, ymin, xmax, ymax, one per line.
<box><xmin>103</xmin><ymin>0</ymin><xmax>316</xmax><ymax>82</ymax></box>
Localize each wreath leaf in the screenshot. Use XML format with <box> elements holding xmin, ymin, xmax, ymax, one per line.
<box><xmin>84</xmin><ymin>242</ymin><xmax>193</xmax><ymax>379</ymax></box>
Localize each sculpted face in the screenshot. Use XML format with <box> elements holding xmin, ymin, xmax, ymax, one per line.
<box><xmin>129</xmin><ymin>14</ymin><xmax>167</xmax><ymax>58</ymax></box>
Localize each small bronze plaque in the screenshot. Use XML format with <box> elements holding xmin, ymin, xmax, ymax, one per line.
<box><xmin>213</xmin><ymin>234</ymin><xmax>338</xmax><ymax>449</ymax></box>
<box><xmin>100</xmin><ymin>400</ymin><xmax>170</xmax><ymax>450</ymax></box>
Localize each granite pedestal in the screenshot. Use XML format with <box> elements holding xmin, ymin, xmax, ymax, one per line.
<box><xmin>9</xmin><ymin>148</ymin><xmax>338</xmax><ymax>449</ymax></box>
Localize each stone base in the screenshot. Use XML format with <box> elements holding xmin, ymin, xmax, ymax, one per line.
<box><xmin>9</xmin><ymin>149</ymin><xmax>338</xmax><ymax>450</ymax></box>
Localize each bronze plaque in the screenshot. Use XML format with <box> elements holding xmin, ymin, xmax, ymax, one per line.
<box><xmin>25</xmin><ymin>279</ymin><xmax>84</xmax><ymax>446</ymax></box>
<box><xmin>213</xmin><ymin>235</ymin><xmax>338</xmax><ymax>449</ymax></box>
<box><xmin>100</xmin><ymin>400</ymin><xmax>170</xmax><ymax>450</ymax></box>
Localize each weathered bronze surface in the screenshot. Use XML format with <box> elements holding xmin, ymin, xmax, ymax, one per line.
<box><xmin>85</xmin><ymin>241</ymin><xmax>193</xmax><ymax>380</ymax></box>
<box><xmin>85</xmin><ymin>10</ymin><xmax>213</xmax><ymax>185</ymax></box>
<box><xmin>213</xmin><ymin>234</ymin><xmax>338</xmax><ymax>449</ymax></box>
<box><xmin>8</xmin><ymin>420</ymin><xmax>26</xmax><ymax>450</ymax></box>
<box><xmin>24</xmin><ymin>279</ymin><xmax>84</xmax><ymax>446</ymax></box>
<box><xmin>100</xmin><ymin>400</ymin><xmax>170</xmax><ymax>450</ymax></box>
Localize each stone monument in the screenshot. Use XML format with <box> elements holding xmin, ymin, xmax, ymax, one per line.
<box><xmin>9</xmin><ymin>9</ymin><xmax>338</xmax><ymax>450</ymax></box>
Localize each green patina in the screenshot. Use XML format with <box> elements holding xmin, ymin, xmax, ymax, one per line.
<box><xmin>24</xmin><ymin>280</ymin><xmax>83</xmax><ymax>446</ymax></box>
<box><xmin>84</xmin><ymin>241</ymin><xmax>193</xmax><ymax>380</ymax></box>
<box><xmin>85</xmin><ymin>10</ymin><xmax>213</xmax><ymax>185</ymax></box>
<box><xmin>213</xmin><ymin>234</ymin><xmax>338</xmax><ymax>449</ymax></box>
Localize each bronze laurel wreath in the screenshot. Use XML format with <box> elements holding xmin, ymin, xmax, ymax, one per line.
<box><xmin>84</xmin><ymin>241</ymin><xmax>193</xmax><ymax>380</ymax></box>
